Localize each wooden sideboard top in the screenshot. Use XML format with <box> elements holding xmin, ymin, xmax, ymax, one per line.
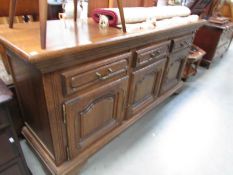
<box><xmin>0</xmin><ymin>19</ymin><xmax>206</xmax><ymax>72</ymax></box>
<box><xmin>0</xmin><ymin>19</ymin><xmax>124</xmax><ymax>59</ymax></box>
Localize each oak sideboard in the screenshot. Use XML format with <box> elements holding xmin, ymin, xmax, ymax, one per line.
<box><xmin>0</xmin><ymin>19</ymin><xmax>205</xmax><ymax>175</ymax></box>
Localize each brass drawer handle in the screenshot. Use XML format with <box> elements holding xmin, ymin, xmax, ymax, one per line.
<box><xmin>185</xmin><ymin>41</ymin><xmax>191</xmax><ymax>46</ymax></box>
<box><xmin>100</xmin><ymin>75</ymin><xmax>110</xmax><ymax>80</ymax></box>
<box><xmin>96</xmin><ymin>69</ymin><xmax>114</xmax><ymax>80</ymax></box>
<box><xmin>179</xmin><ymin>41</ymin><xmax>191</xmax><ymax>48</ymax></box>
<box><xmin>96</xmin><ymin>72</ymin><xmax>102</xmax><ymax>78</ymax></box>
<box><xmin>96</xmin><ymin>68</ymin><xmax>113</xmax><ymax>78</ymax></box>
<box><xmin>180</xmin><ymin>43</ymin><xmax>184</xmax><ymax>47</ymax></box>
<box><xmin>100</xmin><ymin>73</ymin><xmax>113</xmax><ymax>81</ymax></box>
<box><xmin>150</xmin><ymin>51</ymin><xmax>160</xmax><ymax>57</ymax></box>
<box><xmin>95</xmin><ymin>67</ymin><xmax>126</xmax><ymax>81</ymax></box>
<box><xmin>108</xmin><ymin>68</ymin><xmax>113</xmax><ymax>73</ymax></box>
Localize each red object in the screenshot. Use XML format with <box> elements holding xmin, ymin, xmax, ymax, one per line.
<box><xmin>92</xmin><ymin>8</ymin><xmax>118</xmax><ymax>27</ymax></box>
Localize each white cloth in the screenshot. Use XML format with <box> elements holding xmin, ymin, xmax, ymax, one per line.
<box><xmin>105</xmin><ymin>6</ymin><xmax>191</xmax><ymax>24</ymax></box>
<box><xmin>156</xmin><ymin>15</ymin><xmax>199</xmax><ymax>29</ymax></box>
<box><xmin>121</xmin><ymin>15</ymin><xmax>199</xmax><ymax>32</ymax></box>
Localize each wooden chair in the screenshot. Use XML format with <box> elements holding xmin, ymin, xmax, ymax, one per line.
<box><xmin>182</xmin><ymin>45</ymin><xmax>206</xmax><ymax>80</ymax></box>
<box><xmin>9</xmin><ymin>0</ymin><xmax>126</xmax><ymax>49</ymax></box>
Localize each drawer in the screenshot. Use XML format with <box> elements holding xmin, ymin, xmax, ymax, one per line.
<box><xmin>0</xmin><ymin>128</ymin><xmax>19</xmax><ymax>166</ymax></box>
<box><xmin>172</xmin><ymin>34</ymin><xmax>193</xmax><ymax>53</ymax></box>
<box><xmin>134</xmin><ymin>41</ymin><xmax>170</xmax><ymax>67</ymax></box>
<box><xmin>61</xmin><ymin>53</ymin><xmax>130</xmax><ymax>96</ymax></box>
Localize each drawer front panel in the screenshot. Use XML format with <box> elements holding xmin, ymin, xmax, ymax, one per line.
<box><xmin>61</xmin><ymin>53</ymin><xmax>130</xmax><ymax>96</ymax></box>
<box><xmin>0</xmin><ymin>128</ymin><xmax>19</xmax><ymax>166</ymax></box>
<box><xmin>134</xmin><ymin>41</ymin><xmax>170</xmax><ymax>67</ymax></box>
<box><xmin>172</xmin><ymin>34</ymin><xmax>193</xmax><ymax>52</ymax></box>
<box><xmin>64</xmin><ymin>77</ymin><xmax>128</xmax><ymax>159</ymax></box>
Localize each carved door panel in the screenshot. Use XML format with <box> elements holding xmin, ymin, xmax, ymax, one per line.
<box><xmin>127</xmin><ymin>59</ymin><xmax>166</xmax><ymax>118</ymax></box>
<box><xmin>64</xmin><ymin>77</ymin><xmax>128</xmax><ymax>159</ymax></box>
<box><xmin>160</xmin><ymin>49</ymin><xmax>189</xmax><ymax>95</ymax></box>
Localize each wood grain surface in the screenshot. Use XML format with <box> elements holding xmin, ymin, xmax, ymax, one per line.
<box><xmin>0</xmin><ymin>20</ymin><xmax>206</xmax><ymax>67</ymax></box>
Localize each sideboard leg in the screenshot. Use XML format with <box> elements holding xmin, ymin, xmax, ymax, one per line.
<box><xmin>173</xmin><ymin>87</ymin><xmax>183</xmax><ymax>95</ymax></box>
<box><xmin>64</xmin><ymin>160</ymin><xmax>87</xmax><ymax>175</ymax></box>
<box><xmin>69</xmin><ymin>169</ymin><xmax>80</xmax><ymax>175</ymax></box>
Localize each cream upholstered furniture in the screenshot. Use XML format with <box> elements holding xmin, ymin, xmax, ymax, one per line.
<box><xmin>93</xmin><ymin>6</ymin><xmax>191</xmax><ymax>25</ymax></box>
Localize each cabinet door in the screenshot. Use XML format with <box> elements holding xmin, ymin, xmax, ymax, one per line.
<box><xmin>65</xmin><ymin>77</ymin><xmax>128</xmax><ymax>159</ymax></box>
<box><xmin>160</xmin><ymin>49</ymin><xmax>189</xmax><ymax>95</ymax></box>
<box><xmin>127</xmin><ymin>59</ymin><xmax>166</xmax><ymax>118</ymax></box>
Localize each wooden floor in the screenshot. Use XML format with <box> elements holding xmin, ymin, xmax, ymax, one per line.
<box><xmin>21</xmin><ymin>43</ymin><xmax>233</xmax><ymax>175</ymax></box>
